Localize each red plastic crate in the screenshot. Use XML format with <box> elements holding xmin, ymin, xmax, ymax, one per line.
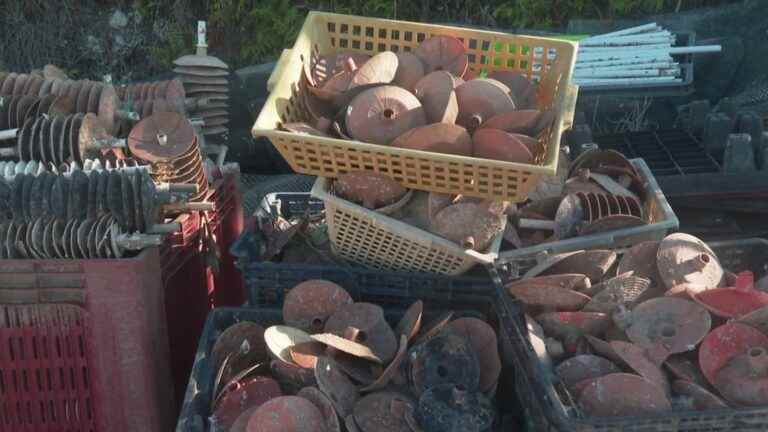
<box><xmin>0</xmin><ymin>249</ymin><xmax>175</xmax><ymax>432</ymax></box>
<box><xmin>158</xmin><ymin>173</ymin><xmax>245</xmax><ymax>404</ymax></box>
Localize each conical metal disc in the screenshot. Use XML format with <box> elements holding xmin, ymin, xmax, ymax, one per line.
<box><xmin>657</xmin><ymin>233</ymin><xmax>724</xmax><ymax>290</ymax></box>
<box><xmin>174</xmin><ymin>54</ymin><xmax>229</xmax><ymax>70</ymax></box>
<box><xmin>128</xmin><ymin>112</ymin><xmax>195</xmax><ymax>162</ymax></box>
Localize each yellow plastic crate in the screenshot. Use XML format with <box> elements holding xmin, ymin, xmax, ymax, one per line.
<box><xmin>254</xmin><ymin>11</ymin><xmax>579</xmax><ymax>202</ymax></box>
<box><xmin>311</xmin><ymin>177</ymin><xmax>504</xmax><ymax>275</ymax></box>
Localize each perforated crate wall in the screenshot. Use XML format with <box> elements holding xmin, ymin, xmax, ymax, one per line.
<box><xmin>312</xmin><ymin>177</ymin><xmax>502</xmax><ymax>275</ymax></box>
<box><xmin>0</xmin><ymin>304</ymin><xmax>94</xmax><ymax>432</ymax></box>
<box><xmin>254</xmin><ymin>11</ymin><xmax>578</xmax><ymax>202</ymax></box>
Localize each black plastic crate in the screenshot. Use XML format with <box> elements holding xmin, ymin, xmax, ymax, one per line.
<box><xmin>595</xmin><ymin>129</ymin><xmax>768</xmax><ymax>199</ymax></box>
<box><xmin>499</xmin><ymin>238</ymin><xmax>768</xmax><ymax>431</ymax></box>
<box><xmin>176</xmin><ymin>292</ymin><xmax>527</xmax><ymax>431</ymax></box>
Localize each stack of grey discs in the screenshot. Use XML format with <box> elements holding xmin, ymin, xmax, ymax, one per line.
<box><xmin>173</xmin><ymin>52</ymin><xmax>230</xmax><ymax>140</ymax></box>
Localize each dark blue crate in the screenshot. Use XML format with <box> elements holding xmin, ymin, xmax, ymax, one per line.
<box><xmin>176</xmin><ymin>286</ymin><xmax>526</xmax><ymax>431</ymax></box>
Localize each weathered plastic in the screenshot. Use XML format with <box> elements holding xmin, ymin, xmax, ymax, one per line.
<box><xmin>253</xmin><ymin>11</ymin><xmax>578</xmax><ymax>202</ymax></box>
<box><xmin>495</xmin><ymin>158</ymin><xmax>678</xmax><ymax>279</ymax></box>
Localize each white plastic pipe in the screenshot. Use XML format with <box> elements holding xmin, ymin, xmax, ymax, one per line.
<box><xmin>576</xmin><ymin>61</ymin><xmax>677</xmax><ymax>71</ymax></box>
<box><xmin>580</xmin><ymin>34</ymin><xmax>674</xmax><ymax>47</ymax></box>
<box><xmin>579</xmin><ymin>43</ymin><xmax>672</xmax><ymax>53</ymax></box>
<box><xmin>580</xmin><ymin>23</ymin><xmax>659</xmax><ymax>41</ymax></box>
<box><xmin>669</xmin><ymin>45</ymin><xmax>722</xmax><ymax>54</ymax></box>
<box><xmin>575</xmin><ymin>76</ymin><xmax>682</xmax><ymax>87</ymax></box>
<box><xmin>0</xmin><ymin>128</ymin><xmax>19</xmax><ymax>141</ymax></box>
<box><xmin>575</xmin><ymin>57</ymin><xmax>675</xmax><ymax>68</ymax></box>
<box><xmin>574</xmin><ymin>68</ymin><xmax>679</xmax><ymax>79</ymax></box>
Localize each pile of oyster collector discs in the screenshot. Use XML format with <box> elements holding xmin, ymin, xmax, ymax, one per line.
<box><xmin>209</xmin><ymin>279</ymin><xmax>502</xmax><ymax>431</ymax></box>
<box><xmin>283</xmin><ymin>34</ymin><xmax>554</xmax><ymax>167</ymax></box>
<box><xmin>508</xmin><ymin>232</ymin><xmax>768</xmax><ymax>418</ymax></box>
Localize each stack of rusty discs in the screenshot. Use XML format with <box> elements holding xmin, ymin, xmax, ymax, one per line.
<box><xmin>127</xmin><ymin>111</ymin><xmax>208</xmax><ymax>202</ymax></box>
<box><xmin>173</xmin><ymin>50</ymin><xmax>229</xmax><ymax>139</ymax></box>
<box><xmin>0</xmin><ymin>73</ymin><xmax>122</xmax><ymax>134</ymax></box>
<box><xmin>116</xmin><ymin>78</ymin><xmax>187</xmax><ymax>118</ymax></box>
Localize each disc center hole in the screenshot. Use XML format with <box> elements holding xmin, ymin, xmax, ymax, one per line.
<box><xmin>749</xmin><ymin>347</ymin><xmax>766</xmax><ymax>357</ymax></box>
<box><xmin>437</xmin><ymin>365</ymin><xmax>448</xmax><ymax>378</ymax></box>
<box><xmin>383</xmin><ymin>109</ymin><xmax>395</xmax><ymax>119</ymax></box>
<box><xmin>661</xmin><ymin>326</ymin><xmax>676</xmax><ymax>338</ymax></box>
<box><xmin>311</xmin><ymin>317</ymin><xmax>324</xmax><ymax>331</ymax></box>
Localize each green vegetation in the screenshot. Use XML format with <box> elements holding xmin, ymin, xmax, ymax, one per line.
<box><xmin>141</xmin><ymin>0</ymin><xmax>733</xmax><ymax>69</ymax></box>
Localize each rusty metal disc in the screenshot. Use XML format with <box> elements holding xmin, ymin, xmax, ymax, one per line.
<box><xmin>623</xmin><ymin>297</ymin><xmax>711</xmax><ymax>363</ymax></box>
<box><xmin>713</xmin><ymin>347</ymin><xmax>768</xmax><ymax>406</ymax></box>
<box><xmin>360</xmin><ymin>334</ymin><xmax>409</xmax><ymax>393</ymax></box>
<box><xmin>556</xmin><ymin>354</ymin><xmax>620</xmax><ymax>396</ymax></box>
<box><xmin>324</xmin><ymin>302</ymin><xmax>398</xmax><ymax>364</ymax></box>
<box><xmin>413</xmin><ymin>311</ymin><xmax>454</xmax><ymax>346</ymax></box>
<box><xmin>289</xmin><ymin>341</ymin><xmax>326</xmax><ymax>369</ymax></box>
<box><xmin>416</xmin><ymin>384</ymin><xmax>495</xmax><ymax>432</ymax></box>
<box><xmin>50</xmin><ymin>175</ymin><xmax>68</xmax><ymax>220</ymax></box>
<box><xmin>243</xmin><ymin>395</ymin><xmax>325</xmax><ymax>432</ymax></box>
<box><xmin>507</xmin><ymin>279</ymin><xmax>590</xmax><ymax>310</ymax></box>
<box><xmin>353</xmin><ymin>391</ymin><xmax>415</xmax><ymax>432</ymax></box>
<box><xmin>69</xmin><ymin>169</ymin><xmax>88</xmax><ymax>221</ymax></box>
<box><xmin>96</xmin><ymin>170</ymin><xmax>109</xmax><ymax>216</ymax></box>
<box><xmin>58</xmin><ymin>115</ymin><xmax>73</xmax><ymax>165</ymax></box>
<box><xmin>20</xmin><ymin>172</ymin><xmax>35</xmax><ymax>220</ymax></box>
<box><xmin>0</xmin><ymin>96</ymin><xmax>10</xmax><ymax>130</ymax></box>
<box><xmin>479</xmin><ymin>109</ymin><xmax>542</xmax><ymax>137</ymax></box>
<box><xmin>129</xmin><ymin>169</ymin><xmax>145</xmax><ymax>233</ymax></box>
<box><xmin>86</xmin><ymin>83</ymin><xmax>102</xmax><ymax>114</ymax></box>
<box><xmin>580</xmin><ymin>215</ymin><xmax>646</xmax><ymax>236</ymax></box>
<box><xmin>86</xmin><ymin>215</ymin><xmax>101</xmax><ymax>258</ymax></box>
<box><xmin>49</xmin><ymin>219</ymin><xmax>65</xmax><ymax>258</ymax></box>
<box><xmin>314</xmin><ymin>356</ymin><xmax>360</xmax><ymax>419</ymax></box>
<box><xmin>617</xmin><ymin>241</ymin><xmax>663</xmax><ymax>286</ymax></box>
<box><xmin>107</xmin><ymin>170</ymin><xmax>126</xmax><ymax>229</ymax></box>
<box><xmin>14</xmin><ymin>221</ymin><xmax>30</xmax><ymax>258</ymax></box>
<box><xmin>119</xmin><ymin>172</ymin><xmax>136</xmax><ymax>232</ymax></box>
<box><xmin>583</xmin><ymin>274</ymin><xmax>651</xmax><ymax>313</ymax></box>
<box><xmin>12</xmin><ymin>74</ymin><xmax>29</xmax><ymax>96</ymax></box>
<box><xmin>391</xmin><ymin>123</ymin><xmax>471</xmax><ymax>156</ymax></box>
<box><xmin>212</xmin><ymin>321</ymin><xmax>267</xmax><ymax>376</ymax></box>
<box><xmin>26</xmin><ymin>76</ymin><xmax>45</xmax><ymax>98</ymax></box>
<box><xmin>657</xmin><ymin>233</ymin><xmax>724</xmax><ymax>291</ymax></box>
<box><xmin>693</xmin><ymin>272</ymin><xmax>768</xmax><ymax>318</ymax></box>
<box><xmin>312</xmin><ymin>333</ymin><xmax>383</xmax><ymax>363</ymax></box>
<box><xmin>393</xmin><ymin>51</ymin><xmax>425</xmax><ymax>92</ymax></box>
<box><xmin>79</xmin><ymin>114</ymin><xmax>112</xmax><ymax>159</ymax></box>
<box><xmin>297</xmin><ymin>387</ymin><xmax>341</xmax><ymax>432</ymax></box>
<box><xmin>662</xmin><ymin>355</ymin><xmax>707</xmax><ymax>388</ymax></box>
<box><xmin>412</xmin><ymin>71</ymin><xmax>458</xmax><ymax>124</ymax></box>
<box><xmin>738</xmin><ymin>304</ymin><xmax>768</xmax><ymax>335</ymax></box>
<box><xmin>65</xmin><ymin>80</ymin><xmax>83</xmax><ymax>109</ymax></box>
<box><xmin>128</xmin><ymin>112</ymin><xmax>195</xmax><ymax>162</ymax></box>
<box><xmin>699</xmin><ymin>322</ymin><xmax>768</xmax><ymax>387</ymax></box>
<box><xmin>1</xmin><ymin>73</ymin><xmax>17</xmax><ymax>95</ymax></box>
<box><xmin>97</xmin><ymin>85</ymin><xmax>118</xmax><ymax>134</ymax></box>
<box><xmin>672</xmin><ymin>380</ymin><xmax>729</xmax><ymax>410</ymax></box>
<box><xmin>29</xmin><ymin>173</ymin><xmax>45</xmax><ymax>219</ymax></box>
<box><xmin>14</xmin><ymin>96</ymin><xmax>36</xmax><ymax>128</ymax></box>
<box><xmin>538</xmin><ymin>312</ymin><xmax>611</xmax><ymax>340</ymax></box>
<box><xmin>395</xmin><ymin>301</ymin><xmax>423</xmax><ymax>343</ymax></box>
<box><xmin>472</xmin><ymin>128</ymin><xmax>533</xmax><ymax>164</ymax></box>
<box><xmin>76</xmin><ymin>218</ymin><xmax>95</xmax><ymax>259</ymax></box>
<box><xmin>346</xmin><ymin>85</ymin><xmax>426</xmax><ymax>145</ymax></box>
<box><xmin>348</xmin><ymin>51</ymin><xmax>398</xmax><ymax>90</ymax></box>
<box><xmin>212</xmin><ymin>375</ymin><xmax>282</xmax><ymax>432</ymax></box>
<box><xmin>610</xmin><ymin>340</ymin><xmax>670</xmax><ymax>394</ymax></box>
<box><xmin>330</xmin><ymin>351</ymin><xmax>376</xmax><ymax>386</ymax></box>
<box><xmin>86</xmin><ymin>171</ymin><xmax>98</xmax><ymax>219</ymax></box>
<box><xmin>541</xmin><ymin>249</ymin><xmax>617</xmax><ymax>284</ymax></box>
<box><xmin>6</xmin><ymin>96</ymin><xmax>21</xmax><ymax>129</ymax></box>
<box><xmin>174</xmin><ymin>65</ymin><xmax>230</xmax><ymax>78</ymax></box>
<box><xmin>265</xmin><ymin>325</ymin><xmax>313</xmax><ymax>364</ymax></box>
<box><xmin>94</xmin><ymin>214</ymin><xmax>113</xmax><ymax>258</ymax></box>
<box><xmin>0</xmin><ymin>223</ymin><xmax>7</xmax><ymax>259</ymax></box>
<box><xmin>408</xmin><ymin>331</ymin><xmax>480</xmax><ymax>396</ymax></box>
<box><xmin>76</xmin><ymin>81</ymin><xmax>93</xmax><ymax>112</ymax></box>
<box><xmin>579</xmin><ymin>373</ymin><xmax>670</xmax><ymax>417</ymax></box>
<box><xmin>455</xmin><ymin>79</ymin><xmax>516</xmax><ymax>131</ymax></box>
<box><xmin>568</xmin><ymin>149</ymin><xmax>640</xmax><ymax>180</ymax></box>
<box><xmin>28</xmin><ymin>217</ymin><xmax>46</xmax><ymax>258</ymax></box>
<box><xmin>40</xmin><ymin>117</ymin><xmax>54</xmax><ymax>165</ymax></box>
<box><xmin>447</xmin><ymin>318</ymin><xmax>500</xmax><ymax>392</ymax></box>
<box><xmin>25</xmin><ymin>116</ymin><xmax>43</xmax><ymax>162</ymax></box>
<box><xmin>49</xmin><ymin>116</ymin><xmax>64</xmax><ymax>166</ymax></box>
<box><xmin>487</xmin><ymin>70</ymin><xmax>537</xmax><ymax>110</ymax></box>
<box><xmin>185</xmin><ymin>84</ymin><xmax>228</xmax><ymax>95</ymax></box>
<box><xmin>414</xmin><ymin>35</ymin><xmax>468</xmax><ymax>77</ymax></box>
<box><xmin>68</xmin><ymin>114</ymin><xmax>84</xmax><ymax>163</ymax></box>
<box><xmin>553</xmin><ymin>193</ymin><xmax>585</xmax><ymax>239</ymax></box>
<box><xmin>4</xmin><ymin>222</ymin><xmax>17</xmax><ymax>258</ymax></box>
